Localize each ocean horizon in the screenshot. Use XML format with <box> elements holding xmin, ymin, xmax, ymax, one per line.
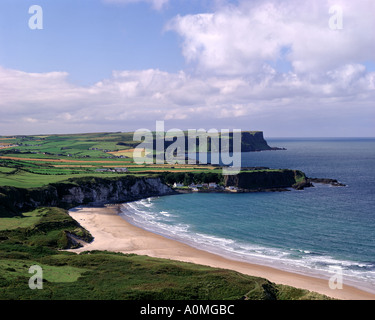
<box><xmin>120</xmin><ymin>138</ymin><xmax>375</xmax><ymax>294</ymax></box>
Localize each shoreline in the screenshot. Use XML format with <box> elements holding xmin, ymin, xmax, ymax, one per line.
<box><xmin>67</xmin><ymin>205</ymin><xmax>375</xmax><ymax>300</ymax></box>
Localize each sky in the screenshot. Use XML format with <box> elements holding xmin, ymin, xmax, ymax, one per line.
<box><xmin>0</xmin><ymin>0</ymin><xmax>374</xmax><ymax>137</ymax></box>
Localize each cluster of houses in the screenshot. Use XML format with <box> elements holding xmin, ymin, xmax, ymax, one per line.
<box><xmin>95</xmin><ymin>167</ymin><xmax>129</xmax><ymax>173</ymax></box>
<box><xmin>89</xmin><ymin>147</ymin><xmax>111</xmax><ymax>152</ymax></box>
<box><xmin>89</xmin><ymin>147</ymin><xmax>127</xmax><ymax>159</ymax></box>
<box><xmin>0</xmin><ymin>144</ymin><xmax>18</xmax><ymax>149</ymax></box>
<box><xmin>17</xmin><ymin>143</ymin><xmax>42</xmax><ymax>147</ymax></box>
<box><xmin>172</xmin><ymin>182</ymin><xmax>239</xmax><ymax>192</ymax></box>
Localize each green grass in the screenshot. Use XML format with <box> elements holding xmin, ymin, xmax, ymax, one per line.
<box><xmin>0</xmin><ymin>157</ymin><xmax>220</xmax><ymax>188</ymax></box>
<box><xmin>0</xmin><ymin>169</ymin><xmax>136</xmax><ymax>188</ymax></box>
<box><xmin>0</xmin><ymin>167</ymin><xmax>15</xmax><ymax>173</ymax></box>
<box><xmin>0</xmin><ymin>251</ymin><xmax>331</xmax><ymax>300</ymax></box>
<box><xmin>0</xmin><ymin>260</ymin><xmax>87</xmax><ymax>283</ymax></box>
<box><xmin>0</xmin><ymin>207</ymin><xmax>93</xmax><ymax>252</ymax></box>
<box><xmin>294</xmin><ymin>171</ymin><xmax>307</xmax><ymax>184</ymax></box>
<box><xmin>0</xmin><ymin>252</ymin><xmax>275</xmax><ymax>300</ymax></box>
<box><xmin>0</xmin><ymin>208</ymin><xmax>46</xmax><ymax>231</ymax></box>
<box><xmin>1</xmin><ymin>132</ymin><xmax>139</xmax><ymax>159</ymax></box>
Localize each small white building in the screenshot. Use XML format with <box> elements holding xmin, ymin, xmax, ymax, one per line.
<box><xmin>173</xmin><ymin>182</ymin><xmax>184</xmax><ymax>188</ymax></box>
<box><xmin>96</xmin><ymin>167</ymin><xmax>128</xmax><ymax>173</ymax></box>
<box><xmin>208</xmin><ymin>182</ymin><xmax>218</xmax><ymax>189</ymax></box>
<box><xmin>226</xmin><ymin>186</ymin><xmax>238</xmax><ymax>192</ymax></box>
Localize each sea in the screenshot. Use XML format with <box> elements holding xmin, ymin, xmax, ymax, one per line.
<box><xmin>120</xmin><ymin>138</ymin><xmax>375</xmax><ymax>294</ymax></box>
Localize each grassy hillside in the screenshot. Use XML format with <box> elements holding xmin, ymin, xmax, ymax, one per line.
<box><xmin>0</xmin><ymin>130</ymin><xmax>271</xmax><ymax>159</ymax></box>
<box><xmin>0</xmin><ymin>207</ymin><xmax>330</xmax><ymax>300</ymax></box>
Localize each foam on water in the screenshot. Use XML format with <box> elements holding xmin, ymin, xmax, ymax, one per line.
<box><xmin>120</xmin><ymin>198</ymin><xmax>375</xmax><ymax>294</ymax></box>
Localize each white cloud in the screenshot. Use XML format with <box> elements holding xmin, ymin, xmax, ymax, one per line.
<box><xmin>1</xmin><ymin>64</ymin><xmax>374</xmax><ymax>136</ymax></box>
<box><xmin>23</xmin><ymin>117</ymin><xmax>38</xmax><ymax>123</ymax></box>
<box><xmin>167</xmin><ymin>0</ymin><xmax>375</xmax><ymax>75</ymax></box>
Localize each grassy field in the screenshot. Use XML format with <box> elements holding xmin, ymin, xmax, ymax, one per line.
<box><xmin>0</xmin><ymin>167</ymin><xmax>130</xmax><ymax>188</ymax></box>
<box><xmin>0</xmin><ymin>208</ymin><xmax>46</xmax><ymax>231</ymax></box>
<box><xmin>0</xmin><ymin>132</ymin><xmax>228</xmax><ymax>188</ymax></box>
<box><xmin>0</xmin><ymin>163</ymin><xmax>223</xmax><ymax>188</ymax></box>
<box><xmin>1</xmin><ymin>132</ymin><xmax>277</xmax><ymax>188</ymax></box>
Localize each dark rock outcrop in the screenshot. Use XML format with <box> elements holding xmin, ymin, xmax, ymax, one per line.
<box><xmin>292</xmin><ymin>180</ymin><xmax>314</xmax><ymax>190</ymax></box>
<box><xmin>224</xmin><ymin>170</ymin><xmax>309</xmax><ymax>191</ymax></box>
<box><xmin>308</xmin><ymin>178</ymin><xmax>346</xmax><ymax>187</ymax></box>
<box><xmin>240</xmin><ymin>131</ymin><xmax>272</xmax><ymax>152</ymax></box>
<box><xmin>155</xmin><ymin>130</ymin><xmax>280</xmax><ymax>153</ymax></box>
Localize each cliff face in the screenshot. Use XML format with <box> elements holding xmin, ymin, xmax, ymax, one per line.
<box><xmin>224</xmin><ymin>170</ymin><xmax>308</xmax><ymax>190</ymax></box>
<box><xmin>240</xmin><ymin>131</ymin><xmax>272</xmax><ymax>152</ymax></box>
<box><xmin>160</xmin><ymin>130</ymin><xmax>274</xmax><ymax>153</ymax></box>
<box><xmin>0</xmin><ymin>170</ymin><xmax>313</xmax><ymax>217</ymax></box>
<box><xmin>0</xmin><ymin>176</ymin><xmax>175</xmax><ymax>216</ymax></box>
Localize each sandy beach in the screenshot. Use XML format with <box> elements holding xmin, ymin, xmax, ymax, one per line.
<box><xmin>68</xmin><ymin>205</ymin><xmax>375</xmax><ymax>300</ymax></box>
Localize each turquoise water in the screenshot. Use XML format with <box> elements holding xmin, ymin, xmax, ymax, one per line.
<box><xmin>121</xmin><ymin>139</ymin><xmax>375</xmax><ymax>293</ymax></box>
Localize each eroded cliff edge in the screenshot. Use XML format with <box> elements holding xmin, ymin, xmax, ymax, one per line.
<box><xmin>0</xmin><ymin>171</ymin><xmax>345</xmax><ymax>217</ymax></box>
<box><xmin>0</xmin><ymin>176</ymin><xmax>175</xmax><ymax>216</ymax></box>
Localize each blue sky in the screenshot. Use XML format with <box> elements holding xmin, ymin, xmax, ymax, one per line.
<box><xmin>0</xmin><ymin>0</ymin><xmax>374</xmax><ymax>136</ymax></box>
<box><xmin>0</xmin><ymin>0</ymin><xmax>232</xmax><ymax>85</ymax></box>
<box><xmin>0</xmin><ymin>0</ymin><xmax>186</xmax><ymax>84</ymax></box>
